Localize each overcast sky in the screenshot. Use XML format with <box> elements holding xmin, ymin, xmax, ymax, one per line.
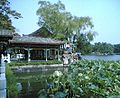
<box><xmin>9</xmin><ymin>0</ymin><xmax>120</xmax><ymax>44</ymax></box>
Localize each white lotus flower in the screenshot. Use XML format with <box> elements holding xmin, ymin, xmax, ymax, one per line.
<box><xmin>78</xmin><ymin>73</ymin><xmax>83</xmax><ymax>77</ymax></box>
<box><xmin>53</xmin><ymin>71</ymin><xmax>63</xmax><ymax>77</ymax></box>
<box><xmin>85</xmin><ymin>76</ymin><xmax>90</xmax><ymax>79</ymax></box>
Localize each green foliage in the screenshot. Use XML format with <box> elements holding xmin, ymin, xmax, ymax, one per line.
<box><xmin>76</xmin><ymin>33</ymin><xmax>93</xmax><ymax>54</ymax></box>
<box><xmin>38</xmin><ymin>71</ymin><xmax>70</xmax><ymax>98</ymax></box>
<box><xmin>8</xmin><ymin>60</ymin><xmax>62</xmax><ymax>67</ymax></box>
<box><xmin>38</xmin><ymin>60</ymin><xmax>120</xmax><ymax>98</ymax></box>
<box><xmin>6</xmin><ymin>64</ymin><xmax>18</xmax><ymax>98</ymax></box>
<box><xmin>114</xmin><ymin>44</ymin><xmax>120</xmax><ymax>54</ymax></box>
<box><xmin>0</xmin><ymin>0</ymin><xmax>22</xmax><ymax>31</ymax></box>
<box><xmin>37</xmin><ymin>0</ymin><xmax>95</xmax><ymax>42</ymax></box>
<box><xmin>93</xmin><ymin>42</ymin><xmax>114</xmax><ymax>55</ymax></box>
<box><xmin>68</xmin><ymin>60</ymin><xmax>120</xmax><ymax>97</ymax></box>
<box><xmin>37</xmin><ymin>0</ymin><xmax>69</xmax><ymax>36</ymax></box>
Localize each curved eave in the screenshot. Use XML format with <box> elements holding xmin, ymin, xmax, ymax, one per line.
<box><xmin>10</xmin><ymin>42</ymin><xmax>64</xmax><ymax>45</ymax></box>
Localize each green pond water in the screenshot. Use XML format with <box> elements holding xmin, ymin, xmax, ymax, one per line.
<box><xmin>15</xmin><ymin>71</ymin><xmax>54</xmax><ymax>98</ymax></box>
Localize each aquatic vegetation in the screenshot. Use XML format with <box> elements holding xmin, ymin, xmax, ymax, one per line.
<box><xmin>38</xmin><ymin>60</ymin><xmax>120</xmax><ymax>98</ymax></box>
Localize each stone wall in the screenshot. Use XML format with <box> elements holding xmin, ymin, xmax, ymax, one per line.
<box><xmin>11</xmin><ymin>64</ymin><xmax>68</xmax><ymax>73</ymax></box>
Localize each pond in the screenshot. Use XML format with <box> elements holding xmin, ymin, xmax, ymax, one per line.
<box><xmin>15</xmin><ymin>70</ymin><xmax>64</xmax><ymax>98</ymax></box>
<box><xmin>15</xmin><ymin>55</ymin><xmax>120</xmax><ymax>98</ymax></box>
<box><xmin>82</xmin><ymin>54</ymin><xmax>120</xmax><ymax>61</ymax></box>
<box><xmin>15</xmin><ymin>71</ymin><xmax>51</xmax><ymax>98</ymax></box>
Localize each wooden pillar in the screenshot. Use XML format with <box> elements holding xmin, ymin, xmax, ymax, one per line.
<box><xmin>54</xmin><ymin>49</ymin><xmax>56</xmax><ymax>59</ymax></box>
<box><xmin>45</xmin><ymin>49</ymin><xmax>48</xmax><ymax>61</ymax></box>
<box><xmin>28</xmin><ymin>49</ymin><xmax>31</xmax><ymax>62</ymax></box>
<box><xmin>57</xmin><ymin>49</ymin><xmax>60</xmax><ymax>61</ymax></box>
<box><xmin>24</xmin><ymin>48</ymin><xmax>32</xmax><ymax>62</ymax></box>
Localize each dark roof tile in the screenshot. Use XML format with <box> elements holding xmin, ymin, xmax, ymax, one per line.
<box><xmin>10</xmin><ymin>36</ymin><xmax>64</xmax><ymax>45</ymax></box>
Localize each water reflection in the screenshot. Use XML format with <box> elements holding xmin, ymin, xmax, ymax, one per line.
<box><xmin>15</xmin><ymin>71</ymin><xmax>53</xmax><ymax>98</ymax></box>
<box><xmin>17</xmin><ymin>80</ymin><xmax>41</xmax><ymax>98</ymax></box>
<box><xmin>17</xmin><ymin>82</ymin><xmax>22</xmax><ymax>92</ymax></box>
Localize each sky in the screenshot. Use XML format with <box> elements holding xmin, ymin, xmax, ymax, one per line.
<box><xmin>9</xmin><ymin>0</ymin><xmax>120</xmax><ymax>44</ymax></box>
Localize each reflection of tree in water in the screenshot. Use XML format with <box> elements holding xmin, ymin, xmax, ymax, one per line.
<box><xmin>17</xmin><ymin>82</ymin><xmax>22</xmax><ymax>92</ymax></box>
<box><xmin>27</xmin><ymin>80</ymin><xmax>31</xmax><ymax>96</ymax></box>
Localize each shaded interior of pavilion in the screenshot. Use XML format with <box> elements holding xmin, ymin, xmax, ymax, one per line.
<box><xmin>10</xmin><ymin>46</ymin><xmax>62</xmax><ymax>62</ymax></box>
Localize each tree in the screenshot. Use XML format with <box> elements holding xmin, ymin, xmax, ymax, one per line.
<box><xmin>114</xmin><ymin>44</ymin><xmax>120</xmax><ymax>54</ymax></box>
<box><xmin>75</xmin><ymin>33</ymin><xmax>93</xmax><ymax>54</ymax></box>
<box><xmin>37</xmin><ymin>0</ymin><xmax>95</xmax><ymax>42</ymax></box>
<box><xmin>37</xmin><ymin>1</ymin><xmax>68</xmax><ymax>40</ymax></box>
<box><xmin>37</xmin><ymin>0</ymin><xmax>97</xmax><ymax>54</ymax></box>
<box><xmin>93</xmin><ymin>42</ymin><xmax>114</xmax><ymax>55</ymax></box>
<box><xmin>0</xmin><ymin>0</ymin><xmax>22</xmax><ymax>31</ymax></box>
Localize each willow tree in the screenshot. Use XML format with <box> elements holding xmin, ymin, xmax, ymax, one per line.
<box><xmin>0</xmin><ymin>0</ymin><xmax>22</xmax><ymax>31</ymax></box>
<box><xmin>37</xmin><ymin>0</ymin><xmax>96</xmax><ymax>53</ymax></box>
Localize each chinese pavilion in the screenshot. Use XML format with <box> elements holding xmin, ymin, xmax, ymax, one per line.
<box><xmin>0</xmin><ymin>27</ymin><xmax>64</xmax><ymax>62</ymax></box>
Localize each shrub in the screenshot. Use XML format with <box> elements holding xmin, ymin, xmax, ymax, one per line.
<box><xmin>6</xmin><ymin>64</ymin><xmax>18</xmax><ymax>98</ymax></box>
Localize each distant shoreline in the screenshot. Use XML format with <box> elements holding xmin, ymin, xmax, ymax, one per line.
<box><xmin>86</xmin><ymin>53</ymin><xmax>120</xmax><ymax>56</ymax></box>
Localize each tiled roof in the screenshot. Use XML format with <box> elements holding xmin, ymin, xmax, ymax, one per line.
<box><xmin>29</xmin><ymin>27</ymin><xmax>53</xmax><ymax>37</ymax></box>
<box><xmin>10</xmin><ymin>36</ymin><xmax>64</xmax><ymax>45</ymax></box>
